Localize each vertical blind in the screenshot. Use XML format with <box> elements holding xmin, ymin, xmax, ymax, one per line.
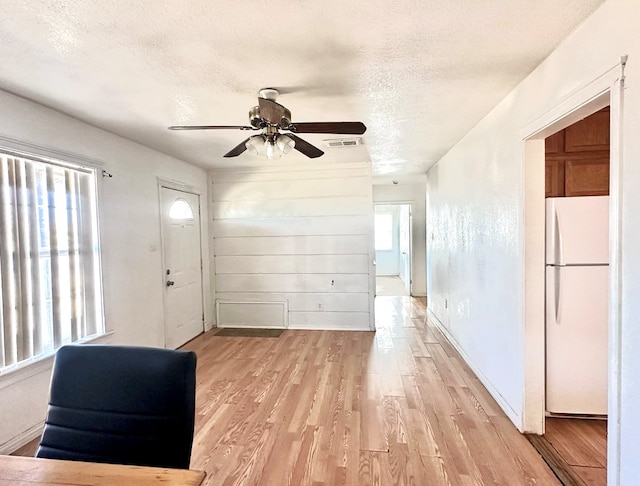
<box><xmin>0</xmin><ymin>153</ymin><xmax>103</xmax><ymax>370</ymax></box>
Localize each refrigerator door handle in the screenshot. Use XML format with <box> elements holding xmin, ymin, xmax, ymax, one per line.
<box><xmin>554</xmin><ymin>266</ymin><xmax>562</xmax><ymax>325</ymax></box>
<box><xmin>554</xmin><ymin>208</ymin><xmax>563</xmax><ymax>265</ymax></box>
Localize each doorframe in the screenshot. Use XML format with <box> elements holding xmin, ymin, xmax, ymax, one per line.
<box><xmin>374</xmin><ymin>202</ymin><xmax>414</xmax><ymax>296</ymax></box>
<box><xmin>157</xmin><ymin>178</ymin><xmax>206</xmax><ymax>348</ymax></box>
<box><xmin>520</xmin><ymin>60</ymin><xmax>625</xmax><ymax>481</ymax></box>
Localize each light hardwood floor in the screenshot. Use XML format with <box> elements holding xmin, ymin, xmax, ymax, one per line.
<box><xmin>376</xmin><ymin>276</ymin><xmax>409</xmax><ymax>296</ymax></box>
<box><xmin>12</xmin><ymin>296</ymin><xmax>561</xmax><ymax>485</ymax></box>
<box><xmin>182</xmin><ymin>296</ymin><xmax>560</xmax><ymax>485</ymax></box>
<box><xmin>544</xmin><ymin>418</ymin><xmax>607</xmax><ymax>486</ymax></box>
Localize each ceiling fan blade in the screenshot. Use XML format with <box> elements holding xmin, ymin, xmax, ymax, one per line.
<box><xmin>287</xmin><ymin>122</ymin><xmax>367</xmax><ymax>135</ymax></box>
<box><xmin>223</xmin><ymin>138</ymin><xmax>251</xmax><ymax>158</ymax></box>
<box><xmin>258</xmin><ymin>97</ymin><xmax>289</xmax><ymax>125</ymax></box>
<box><xmin>168</xmin><ymin>125</ymin><xmax>256</xmax><ymax>131</ymax></box>
<box><xmin>288</xmin><ymin>134</ymin><xmax>324</xmax><ymax>158</ymax></box>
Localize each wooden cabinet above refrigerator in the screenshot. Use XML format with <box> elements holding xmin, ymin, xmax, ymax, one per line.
<box><xmin>545</xmin><ymin>107</ymin><xmax>610</xmax><ymax>198</ymax></box>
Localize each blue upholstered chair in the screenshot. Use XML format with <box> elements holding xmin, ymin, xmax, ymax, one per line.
<box><xmin>36</xmin><ymin>344</ymin><xmax>197</xmax><ymax>469</ymax></box>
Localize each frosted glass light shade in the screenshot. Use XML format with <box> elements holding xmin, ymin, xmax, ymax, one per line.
<box><xmin>277</xmin><ymin>134</ymin><xmax>295</xmax><ymax>154</ymax></box>
<box><xmin>245</xmin><ymin>135</ymin><xmax>265</xmax><ymax>155</ymax></box>
<box><xmin>264</xmin><ymin>139</ymin><xmax>281</xmax><ymax>160</ymax></box>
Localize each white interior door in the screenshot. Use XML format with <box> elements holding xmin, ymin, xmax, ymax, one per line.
<box><xmin>399</xmin><ymin>205</ymin><xmax>412</xmax><ymax>294</ymax></box>
<box><xmin>161</xmin><ymin>187</ymin><xmax>204</xmax><ymax>349</ymax></box>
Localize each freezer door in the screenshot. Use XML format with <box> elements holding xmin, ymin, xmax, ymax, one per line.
<box><xmin>545</xmin><ymin>196</ymin><xmax>609</xmax><ymax>265</ymax></box>
<box><xmin>546</xmin><ymin>265</ymin><xmax>608</xmax><ymax>415</ymax></box>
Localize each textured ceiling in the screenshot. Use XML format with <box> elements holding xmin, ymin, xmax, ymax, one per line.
<box><xmin>0</xmin><ymin>1</ymin><xmax>604</xmax><ymax>176</ymax></box>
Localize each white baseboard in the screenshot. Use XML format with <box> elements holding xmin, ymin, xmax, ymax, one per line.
<box><xmin>427</xmin><ymin>309</ymin><xmax>523</xmax><ymax>430</ymax></box>
<box><xmin>287</xmin><ymin>324</ymin><xmax>372</xmax><ymax>332</ymax></box>
<box><xmin>0</xmin><ymin>421</ymin><xmax>43</xmax><ymax>455</ymax></box>
<box><xmin>216</xmin><ymin>301</ymin><xmax>288</xmax><ymax>329</ymax></box>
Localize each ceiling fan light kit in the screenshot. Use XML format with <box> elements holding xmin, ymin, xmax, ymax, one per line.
<box><xmin>168</xmin><ymin>89</ymin><xmax>366</xmax><ymax>160</ymax></box>
<box><xmin>244</xmin><ymin>132</ymin><xmax>295</xmax><ymax>160</ymax></box>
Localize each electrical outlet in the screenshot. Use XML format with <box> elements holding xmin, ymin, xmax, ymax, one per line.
<box><xmin>317</xmin><ymin>303</ymin><xmax>323</xmax><ymax>311</ymax></box>
<box><xmin>444</xmin><ymin>298</ymin><xmax>448</xmax><ymax>309</ymax></box>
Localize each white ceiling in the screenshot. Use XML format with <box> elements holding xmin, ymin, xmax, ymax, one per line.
<box><xmin>0</xmin><ymin>1</ymin><xmax>604</xmax><ymax>176</ymax></box>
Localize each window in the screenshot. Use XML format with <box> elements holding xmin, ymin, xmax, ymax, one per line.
<box><xmin>0</xmin><ymin>152</ymin><xmax>103</xmax><ymax>371</ymax></box>
<box><xmin>375</xmin><ymin>213</ymin><xmax>393</xmax><ymax>251</ymax></box>
<box><xmin>169</xmin><ymin>198</ymin><xmax>194</xmax><ymax>220</ymax></box>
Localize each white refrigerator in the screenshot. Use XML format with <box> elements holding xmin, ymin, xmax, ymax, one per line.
<box><xmin>545</xmin><ymin>195</ymin><xmax>609</xmax><ymax>416</ymax></box>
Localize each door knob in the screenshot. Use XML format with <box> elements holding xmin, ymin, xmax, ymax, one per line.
<box><xmin>166</xmin><ymin>280</ymin><xmax>175</xmax><ymax>287</ymax></box>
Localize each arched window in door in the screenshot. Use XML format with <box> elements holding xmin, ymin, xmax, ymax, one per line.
<box><xmin>169</xmin><ymin>198</ymin><xmax>194</xmax><ymax>220</ymax></box>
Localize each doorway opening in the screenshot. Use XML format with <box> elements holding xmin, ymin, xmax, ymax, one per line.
<box><xmin>374</xmin><ymin>204</ymin><xmax>412</xmax><ymax>297</ymax></box>
<box><xmin>533</xmin><ymin>107</ymin><xmax>610</xmax><ymax>485</ymax></box>
<box><xmin>519</xmin><ymin>56</ymin><xmax>628</xmax><ymax>484</ymax></box>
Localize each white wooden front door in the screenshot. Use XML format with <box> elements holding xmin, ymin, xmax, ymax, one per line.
<box><xmin>160</xmin><ymin>187</ymin><xmax>204</xmax><ymax>349</ymax></box>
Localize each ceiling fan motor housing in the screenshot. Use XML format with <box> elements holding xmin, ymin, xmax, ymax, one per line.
<box><xmin>249</xmin><ymin>105</ymin><xmax>292</xmax><ymax>129</ymax></box>
<box><xmin>279</xmin><ymin>108</ymin><xmax>292</xmax><ymax>128</ymax></box>
<box><xmin>249</xmin><ymin>106</ymin><xmax>262</xmax><ymax>128</ymax></box>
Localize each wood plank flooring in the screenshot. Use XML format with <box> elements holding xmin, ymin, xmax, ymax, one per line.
<box><xmin>541</xmin><ymin>418</ymin><xmax>607</xmax><ymax>486</ymax></box>
<box><xmin>182</xmin><ymin>296</ymin><xmax>560</xmax><ymax>485</ymax></box>
<box><xmin>375</xmin><ymin>276</ymin><xmax>409</xmax><ymax>296</ymax></box>
<box><xmin>11</xmin><ymin>296</ymin><xmax>562</xmax><ymax>485</ymax></box>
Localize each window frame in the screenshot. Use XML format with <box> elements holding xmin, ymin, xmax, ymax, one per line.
<box><xmin>0</xmin><ymin>145</ymin><xmax>107</xmax><ymax>376</ymax></box>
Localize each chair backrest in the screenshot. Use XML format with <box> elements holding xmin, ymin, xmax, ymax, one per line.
<box><xmin>36</xmin><ymin>344</ymin><xmax>197</xmax><ymax>469</ymax></box>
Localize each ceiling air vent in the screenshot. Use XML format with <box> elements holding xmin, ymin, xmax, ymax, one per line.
<box><xmin>324</xmin><ymin>137</ymin><xmax>361</xmax><ymax>148</ymax></box>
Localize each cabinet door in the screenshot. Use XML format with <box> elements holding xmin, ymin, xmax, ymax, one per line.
<box><xmin>545</xmin><ymin>106</ymin><xmax>610</xmax><ymax>198</ymax></box>
<box><xmin>545</xmin><ymin>130</ymin><xmax>564</xmax><ymax>155</ymax></box>
<box><xmin>565</xmin><ymin>158</ymin><xmax>610</xmax><ymax>197</ymax></box>
<box><xmin>545</xmin><ymin>160</ymin><xmax>565</xmax><ymax>197</ymax></box>
<box><xmin>565</xmin><ymin>108</ymin><xmax>610</xmax><ymax>152</ymax></box>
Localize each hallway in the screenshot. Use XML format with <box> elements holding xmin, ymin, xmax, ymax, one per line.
<box><xmin>376</xmin><ymin>275</ymin><xmax>409</xmax><ymax>296</ymax></box>
<box><xmin>182</xmin><ymin>296</ymin><xmax>560</xmax><ymax>485</ymax></box>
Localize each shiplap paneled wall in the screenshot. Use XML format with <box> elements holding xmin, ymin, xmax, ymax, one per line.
<box><xmin>210</xmin><ymin>161</ymin><xmax>374</xmax><ymax>331</ymax></box>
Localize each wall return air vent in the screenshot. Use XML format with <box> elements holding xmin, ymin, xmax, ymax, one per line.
<box><xmin>324</xmin><ymin>137</ymin><xmax>361</xmax><ymax>148</ymax></box>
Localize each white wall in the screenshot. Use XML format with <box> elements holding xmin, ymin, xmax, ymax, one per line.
<box><xmin>0</xmin><ymin>89</ymin><xmax>211</xmax><ymax>452</ymax></box>
<box><xmin>425</xmin><ymin>0</ymin><xmax>640</xmax><ymax>483</ymax></box>
<box><xmin>373</xmin><ymin>182</ymin><xmax>427</xmax><ymax>296</ymax></box>
<box><xmin>211</xmin><ymin>162</ymin><xmax>374</xmax><ymax>331</ymax></box>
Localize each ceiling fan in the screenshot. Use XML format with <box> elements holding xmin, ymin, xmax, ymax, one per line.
<box><xmin>168</xmin><ymin>88</ymin><xmax>366</xmax><ymax>159</ymax></box>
